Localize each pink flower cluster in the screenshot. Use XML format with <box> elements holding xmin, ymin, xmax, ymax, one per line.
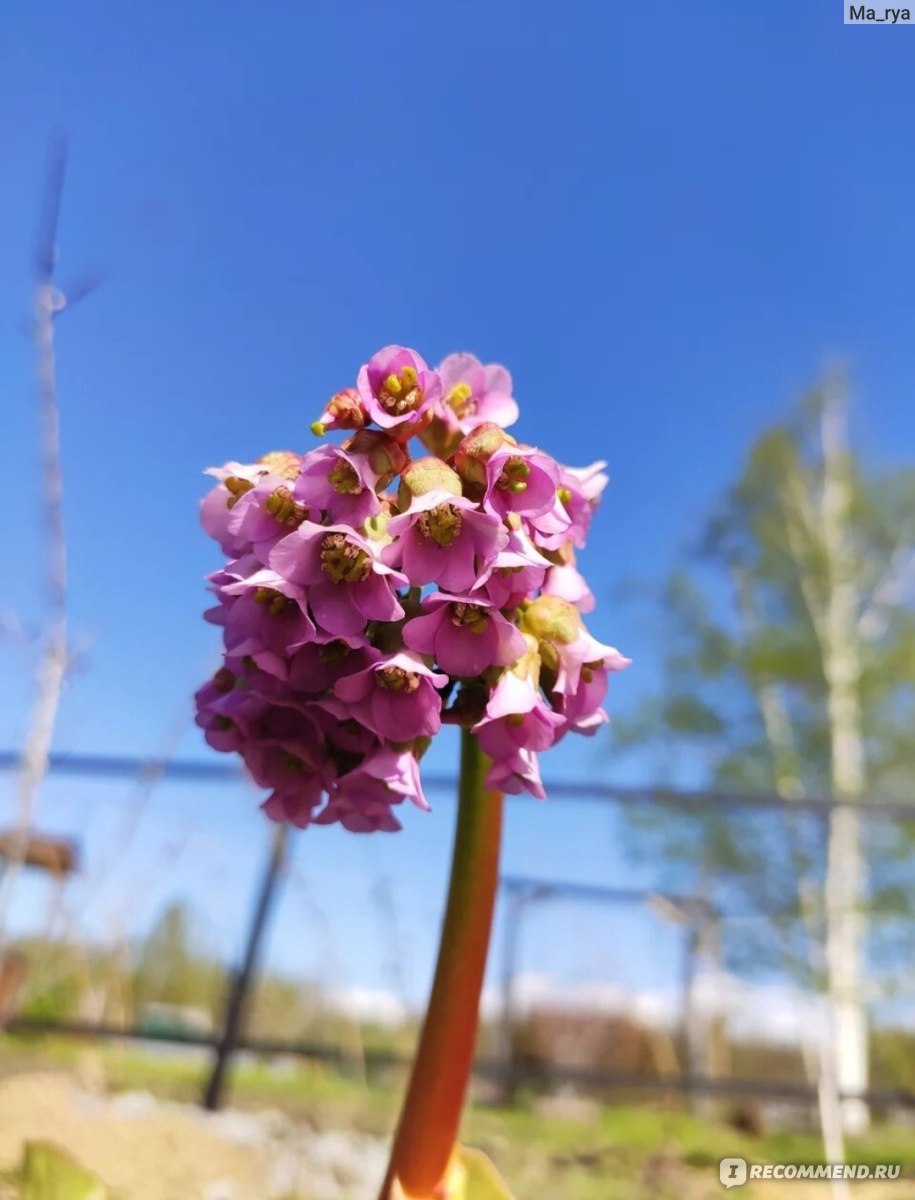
<box><xmin>195</xmin><ymin>346</ymin><xmax>628</xmax><ymax>832</ymax></box>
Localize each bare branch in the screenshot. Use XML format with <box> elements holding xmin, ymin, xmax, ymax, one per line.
<box><xmin>0</xmin><ymin>136</ymin><xmax>77</xmax><ymax>947</ymax></box>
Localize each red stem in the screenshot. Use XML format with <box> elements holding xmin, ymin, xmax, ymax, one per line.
<box><xmin>380</xmin><ymin>730</ymin><xmax>503</xmax><ymax>1199</ymax></box>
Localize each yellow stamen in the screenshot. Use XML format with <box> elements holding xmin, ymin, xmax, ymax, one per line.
<box><xmin>446</xmin><ymin>381</ymin><xmax>475</xmax><ymax>418</ymax></box>
<box><xmin>265</xmin><ymin>486</ymin><xmax>308</xmax><ymax>526</ymax></box>
<box><xmin>417</xmin><ymin>504</ymin><xmax>463</xmax><ymax>548</ymax></box>
<box><xmin>377</xmin><ymin>365</ymin><xmax>423</xmax><ymax>416</ymax></box>
<box><xmin>254</xmin><ymin>587</ymin><xmax>292</xmax><ymax>616</ymax></box>
<box><xmin>224</xmin><ymin>476</ymin><xmax>254</xmax><ymax>509</ymax></box>
<box><xmin>320</xmin><ymin>532</ymin><xmax>371</xmax><ymax>583</ymax></box>
<box><xmin>328</xmin><ymin>460</ymin><xmax>363</xmax><ymax>495</ymax></box>
<box><xmin>496</xmin><ymin>457</ymin><xmax>532</xmax><ymax>495</ymax></box>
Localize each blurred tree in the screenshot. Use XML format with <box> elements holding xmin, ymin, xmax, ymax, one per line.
<box><xmin>133</xmin><ymin>901</ymin><xmax>224</xmax><ymax>1019</ymax></box>
<box><xmin>133</xmin><ymin>901</ymin><xmax>325</xmax><ymax>1041</ymax></box>
<box><xmin>618</xmin><ymin>374</ymin><xmax>915</xmax><ymax>1138</ymax></box>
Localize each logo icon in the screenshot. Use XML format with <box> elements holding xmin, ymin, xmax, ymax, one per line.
<box><xmin>720</xmin><ymin>1158</ymin><xmax>748</xmax><ymax>1188</ymax></box>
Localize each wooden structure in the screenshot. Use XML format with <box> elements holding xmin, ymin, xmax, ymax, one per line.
<box><xmin>0</xmin><ymin>831</ymin><xmax>79</xmax><ymax>877</ymax></box>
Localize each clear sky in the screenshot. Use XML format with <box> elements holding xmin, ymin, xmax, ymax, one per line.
<box><xmin>2</xmin><ymin>1</ymin><xmax>915</xmax><ymax>1014</ymax></box>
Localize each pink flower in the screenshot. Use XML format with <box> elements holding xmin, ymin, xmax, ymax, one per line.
<box><xmin>332</xmin><ymin>652</ymin><xmax>447</xmax><ymax>741</ymax></box>
<box><xmin>485</xmin><ymin>747</ymin><xmax>547</xmax><ymax>799</ymax></box>
<box><xmin>240</xmin><ymin>707</ymin><xmax>334</xmax><ymax>825</ymax></box>
<box><xmin>404</xmin><ymin>592</ymin><xmax>526</xmax><ymax>678</ymax></box>
<box><xmin>357</xmin><ymin>345</ymin><xmax>442</xmax><ymax>433</ymax></box>
<box><xmin>475</xmin><ymin>690</ymin><xmax>565</xmax><ymax>759</ymax></box>
<box><xmin>483</xmin><ymin>444</ymin><xmax>561</xmax><ymax>520</ymax></box>
<box><xmin>196</xmin><ymin>343</ymin><xmax>627</xmax><ymax>834</ymax></box>
<box><xmin>316</xmin><ymin>747</ymin><xmax>431</xmax><ymax>833</ymax></box>
<box><xmin>566</xmin><ymin>459</ymin><xmax>610</xmax><ymax>502</ymax></box>
<box><xmin>286</xmin><ymin>639</ymin><xmax>378</xmax><ymax>697</ymax></box>
<box><xmin>436</xmin><ymin>352</ymin><xmax>519</xmax><ymax>435</ymax></box>
<box><xmin>553</xmin><ymin>653</ymin><xmax>629</xmax><ymax>736</ymax></box>
<box><xmin>226</xmin><ymin>478</ymin><xmax>313</xmax><ymax>561</ymax></box>
<box><xmin>473</xmin><ymin>654</ymin><xmax>565</xmax><ymax>763</ymax></box>
<box><xmin>315</xmin><ymin>790</ymin><xmax>403</xmax><ymax>833</ymax></box>
<box><xmin>476</xmin><ymin>531</ymin><xmax>550</xmax><ymax>608</ymax></box>
<box><xmin>549</xmin><ymin>628</ymin><xmax>630</xmax><ymax>698</ymax></box>
<box><xmin>262</xmin><ymin>785</ymin><xmax>325</xmax><ymax>828</ymax></box>
<box><xmin>310</xmin><ymin>387</ymin><xmax>366</xmax><ymax>436</ymax></box>
<box><xmin>200</xmin><ymin>462</ymin><xmax>270</xmax><ymax>556</ymax></box>
<box><xmin>296</xmin><ymin>444</ymin><xmax>382</xmax><ymax>527</ymax></box>
<box><xmin>383</xmin><ymin>489</ymin><xmax>507</xmax><ymax>593</ymax></box>
<box><xmin>526</xmin><ymin>494</ymin><xmax>573</xmax><ymax>551</ymax></box>
<box><xmin>542</xmin><ymin>562</ymin><xmax>596</xmax><ymax>613</ymax></box>
<box><xmin>220</xmin><ymin>568</ymin><xmax>316</xmax><ymax>669</ymax></box>
<box><xmin>269</xmin><ymin>521</ymin><xmax>406</xmax><ymax>636</ymax></box>
<box><xmin>530</xmin><ymin>461</ymin><xmax>608</xmax><ymax>551</ymax></box>
<box><xmin>194</xmin><ymin>670</ymin><xmax>268</xmax><ymax>753</ymax></box>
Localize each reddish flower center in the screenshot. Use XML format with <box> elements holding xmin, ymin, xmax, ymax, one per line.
<box><xmin>320</xmin><ymin>532</ymin><xmax>371</xmax><ymax>583</ymax></box>
<box><xmin>377</xmin><ymin>365</ymin><xmax>422</xmax><ymax>415</ymax></box>
<box><xmin>449</xmin><ymin>602</ymin><xmax>490</xmax><ymax>634</ymax></box>
<box><xmin>325</xmin><ymin>388</ymin><xmax>365</xmax><ymax>429</ymax></box>
<box><xmin>318</xmin><ymin>640</ymin><xmax>351</xmax><ymax>664</ymax></box>
<box><xmin>417</xmin><ymin>503</ymin><xmax>463</xmax><ymax>548</ymax></box>
<box><xmin>580</xmin><ymin>658</ymin><xmax>604</xmax><ymax>684</ymax></box>
<box><xmin>213</xmin><ymin>667</ymin><xmax>236</xmax><ymax>693</ymax></box>
<box><xmin>377</xmin><ymin>666</ymin><xmax>422</xmax><ymax>693</ymax></box>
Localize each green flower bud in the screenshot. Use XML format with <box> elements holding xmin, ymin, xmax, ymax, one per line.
<box><xmin>398</xmin><ymin>457</ymin><xmax>463</xmax><ymax>506</ymax></box>
<box><xmin>520</xmin><ymin>595</ymin><xmax>582</xmax><ymax>645</ymax></box>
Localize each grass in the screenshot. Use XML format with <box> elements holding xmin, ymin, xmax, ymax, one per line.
<box><xmin>2</xmin><ymin>1033</ymin><xmax>914</xmax><ymax>1199</ymax></box>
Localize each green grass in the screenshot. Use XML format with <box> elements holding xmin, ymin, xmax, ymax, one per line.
<box><xmin>2</xmin><ymin>1034</ymin><xmax>914</xmax><ymax>1200</ymax></box>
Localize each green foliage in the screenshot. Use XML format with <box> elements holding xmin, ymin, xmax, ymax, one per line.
<box><xmin>455</xmin><ymin>1146</ymin><xmax>517</xmax><ymax>1199</ymax></box>
<box><xmin>617</xmin><ymin>381</ymin><xmax>915</xmax><ymax>978</ymax></box>
<box><xmin>20</xmin><ymin>1142</ymin><xmax>109</xmax><ymax>1200</ymax></box>
<box><xmin>133</xmin><ymin>902</ymin><xmax>224</xmax><ymax>1018</ymax></box>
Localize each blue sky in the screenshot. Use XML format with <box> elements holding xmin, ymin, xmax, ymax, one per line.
<box><xmin>1</xmin><ymin>1</ymin><xmax>915</xmax><ymax>1011</ymax></box>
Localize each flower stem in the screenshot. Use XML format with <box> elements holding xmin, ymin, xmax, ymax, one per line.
<box><xmin>380</xmin><ymin>730</ymin><xmax>504</xmax><ymax>1199</ymax></box>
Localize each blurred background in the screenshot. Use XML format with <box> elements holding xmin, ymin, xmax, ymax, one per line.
<box><xmin>1</xmin><ymin>2</ymin><xmax>915</xmax><ymax>1198</ymax></box>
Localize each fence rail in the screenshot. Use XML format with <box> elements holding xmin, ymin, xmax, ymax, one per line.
<box><xmin>6</xmin><ymin>1015</ymin><xmax>915</xmax><ymax>1111</ymax></box>
<box><xmin>2</xmin><ymin>751</ymin><xmax>914</xmax><ymax>817</ymax></box>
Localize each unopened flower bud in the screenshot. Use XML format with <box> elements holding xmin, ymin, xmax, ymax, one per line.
<box><xmin>311</xmin><ymin>387</ymin><xmax>367</xmax><ymax>436</ymax></box>
<box><xmin>520</xmin><ymin>595</ymin><xmax>582</xmax><ymax>645</ymax></box>
<box><xmin>362</xmin><ymin>510</ymin><xmax>392</xmax><ymax>542</ymax></box>
<box><xmin>342</xmin><ymin>430</ymin><xmax>409</xmax><ymax>489</ymax></box>
<box><xmin>397</xmin><ymin>457</ymin><xmax>462</xmax><ymax>506</ymax></box>
<box><xmin>418</xmin><ymin>412</ymin><xmax>463</xmax><ymax>459</ymax></box>
<box><xmin>257</xmin><ymin>450</ymin><xmax>302</xmax><ymax>480</ymax></box>
<box><xmin>454</xmin><ymin>423</ymin><xmax>515</xmax><ymax>491</ymax></box>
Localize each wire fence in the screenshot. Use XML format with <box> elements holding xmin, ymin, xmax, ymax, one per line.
<box><xmin>1</xmin><ymin>750</ymin><xmax>914</xmax><ymax>1125</ymax></box>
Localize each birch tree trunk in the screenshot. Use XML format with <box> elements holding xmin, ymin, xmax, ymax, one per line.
<box><xmin>819</xmin><ymin>394</ymin><xmax>869</xmax><ymax>1134</ymax></box>
<box><xmin>732</xmin><ymin>567</ymin><xmax>848</xmax><ymax>1186</ymax></box>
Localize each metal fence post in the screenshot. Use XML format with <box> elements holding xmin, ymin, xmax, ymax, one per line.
<box><xmin>202</xmin><ymin>824</ymin><xmax>288</xmax><ymax>1110</ymax></box>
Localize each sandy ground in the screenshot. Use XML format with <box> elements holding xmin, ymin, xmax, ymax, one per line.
<box><xmin>0</xmin><ymin>1071</ymin><xmax>387</xmax><ymax>1200</ymax></box>
<box><xmin>0</xmin><ymin>1071</ymin><xmax>909</xmax><ymax>1200</ymax></box>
